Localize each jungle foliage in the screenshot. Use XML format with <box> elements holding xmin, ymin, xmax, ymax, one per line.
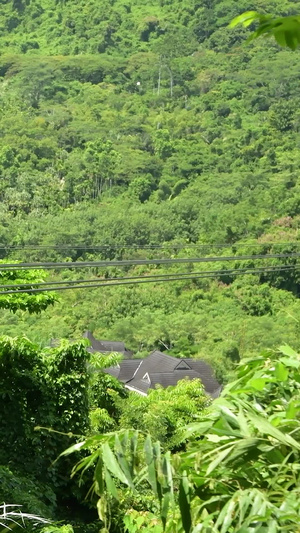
<box><xmin>0</xmin><ymin>333</ymin><xmax>210</xmax><ymax>531</ymax></box>
<box><xmin>65</xmin><ymin>345</ymin><xmax>300</xmax><ymax>533</ymax></box>
<box><xmin>0</xmin><ymin>0</ymin><xmax>300</xmax><ymax>372</ymax></box>
<box><xmin>1</xmin><ymin>0</ymin><xmax>300</xmax><ymax>531</ymax></box>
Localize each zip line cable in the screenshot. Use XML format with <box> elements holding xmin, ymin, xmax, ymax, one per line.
<box><xmin>1</xmin><ymin>252</ymin><xmax>300</xmax><ymax>270</ymax></box>
<box><xmin>0</xmin><ymin>264</ymin><xmax>297</xmax><ymax>290</ymax></box>
<box><xmin>1</xmin><ymin>264</ymin><xmax>299</xmax><ymax>295</ymax></box>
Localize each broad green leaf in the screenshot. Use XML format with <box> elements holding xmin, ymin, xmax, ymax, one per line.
<box><xmin>236</xmin><ymin>491</ymin><xmax>252</xmax><ymax>527</ymax></box>
<box><xmin>153</xmin><ymin>441</ymin><xmax>163</xmax><ymax>503</ymax></box>
<box><xmin>97</xmin><ymin>497</ymin><xmax>107</xmax><ymax>522</ymax></box>
<box><xmin>70</xmin><ymin>450</ymin><xmax>99</xmax><ymax>478</ymax></box>
<box><xmin>218</xmin><ymin>405</ymin><xmax>240</xmax><ymax>426</ymax></box>
<box><xmin>247</xmin><ymin>413</ymin><xmax>300</xmax><ymax>450</ymax></box>
<box><xmin>114</xmin><ymin>435</ymin><xmax>134</xmax><ymax>489</ymax></box>
<box><xmin>179</xmin><ymin>474</ymin><xmax>191</xmax><ymax>533</ymax></box>
<box><xmin>230</xmin><ymin>11</ymin><xmax>262</xmax><ymax>28</ymax></box>
<box><xmin>231</xmin><ymin>12</ymin><xmax>300</xmax><ymax>50</ymax></box>
<box><xmin>144</xmin><ymin>435</ymin><xmax>158</xmax><ymax>496</ymax></box>
<box><xmin>58</xmin><ymin>440</ymin><xmax>86</xmax><ymax>457</ymax></box>
<box><xmin>94</xmin><ymin>457</ymin><xmax>104</xmax><ymax>495</ymax></box>
<box><xmin>130</xmin><ymin>431</ymin><xmax>139</xmax><ymax>466</ymax></box>
<box><xmin>104</xmin><ymin>468</ymin><xmax>119</xmax><ymax>500</ymax></box>
<box><xmin>278</xmin><ymin>345</ymin><xmax>299</xmax><ymax>357</ymax></box>
<box><xmin>161</xmin><ymin>492</ymin><xmax>171</xmax><ymax>531</ymax></box>
<box><xmin>237</xmin><ymin>406</ymin><xmax>252</xmax><ymax>437</ymax></box>
<box><xmin>206</xmin><ymin>444</ymin><xmax>235</xmax><ymax>475</ymax></box>
<box><xmin>248</xmin><ymin>378</ymin><xmax>266</xmax><ymax>391</ymax></box>
<box><xmin>274</xmin><ymin>362</ymin><xmax>288</xmax><ymax>382</ymax></box>
<box><xmin>279</xmin><ymin>357</ymin><xmax>300</xmax><ymax>368</ymax></box>
<box><xmin>206</xmin><ymin>434</ymin><xmax>229</xmax><ymax>443</ymax></box>
<box><xmin>286</xmin><ymin>400</ymin><xmax>298</xmax><ymax>419</ymax></box>
<box><xmin>181</xmin><ymin>420</ymin><xmax>214</xmax><ymax>440</ymax></box>
<box><xmin>215</xmin><ymin>497</ymin><xmax>236</xmax><ymax>533</ymax></box>
<box><xmin>226</xmin><ymin>438</ymin><xmax>262</xmax><ymax>464</ymax></box>
<box><xmin>102</xmin><ymin>442</ymin><xmax>130</xmax><ymax>485</ymax></box>
<box><xmin>162</xmin><ymin>452</ymin><xmax>173</xmax><ymax>495</ymax></box>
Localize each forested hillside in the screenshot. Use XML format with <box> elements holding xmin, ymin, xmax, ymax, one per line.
<box><xmin>1</xmin><ymin>0</ymin><xmax>300</xmax><ymax>369</ymax></box>
<box><xmin>2</xmin><ymin>1</ymin><xmax>300</xmax><ymax>532</ymax></box>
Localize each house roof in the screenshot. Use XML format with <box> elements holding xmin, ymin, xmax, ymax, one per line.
<box><xmin>76</xmin><ymin>332</ymin><xmax>221</xmax><ymax>397</ymax></box>
<box><xmin>104</xmin><ymin>350</ymin><xmax>221</xmax><ymax>398</ymax></box>
<box><xmin>104</xmin><ymin>359</ymin><xmax>143</xmax><ymax>383</ymax></box>
<box><xmin>127</xmin><ymin>370</ymin><xmax>204</xmax><ymax>394</ymax></box>
<box><xmin>183</xmin><ymin>360</ymin><xmax>221</xmax><ymax>394</ymax></box>
<box><xmin>132</xmin><ymin>350</ymin><xmax>183</xmax><ymax>378</ymax></box>
<box><xmin>103</xmin><ymin>365</ymin><xmax>120</xmax><ymax>379</ymax></box>
<box><xmin>149</xmin><ymin>370</ymin><xmax>207</xmax><ymax>388</ymax></box>
<box><xmin>83</xmin><ymin>331</ymin><xmax>133</xmax><ymax>356</ymax></box>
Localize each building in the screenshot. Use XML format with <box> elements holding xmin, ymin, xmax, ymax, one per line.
<box><xmin>83</xmin><ymin>330</ymin><xmax>133</xmax><ymax>357</ymax></box>
<box><xmin>103</xmin><ymin>349</ymin><xmax>221</xmax><ymax>398</ymax></box>
<box><xmin>52</xmin><ymin>331</ymin><xmax>220</xmax><ymax>397</ymax></box>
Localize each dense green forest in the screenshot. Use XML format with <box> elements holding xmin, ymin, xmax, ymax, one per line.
<box><xmin>1</xmin><ymin>0</ymin><xmax>300</xmax><ymax>531</ymax></box>
<box><xmin>0</xmin><ymin>0</ymin><xmax>300</xmax><ymax>369</ymax></box>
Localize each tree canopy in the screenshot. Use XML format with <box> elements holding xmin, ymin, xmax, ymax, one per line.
<box><xmin>0</xmin><ymin>262</ymin><xmax>56</xmax><ymax>312</ymax></box>
<box><xmin>1</xmin><ymin>0</ymin><xmax>300</xmax><ymax>531</ymax></box>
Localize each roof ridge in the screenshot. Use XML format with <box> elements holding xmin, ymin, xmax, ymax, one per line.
<box><xmin>149</xmin><ymin>370</ymin><xmax>199</xmax><ymax>375</ymax></box>
<box><xmin>185</xmin><ymin>358</ymin><xmax>210</xmax><ymax>363</ymax></box>
<box><xmin>121</xmin><ymin>358</ymin><xmax>143</xmax><ymax>362</ymax></box>
<box><xmin>149</xmin><ymin>350</ymin><xmax>188</xmax><ymax>361</ymax></box>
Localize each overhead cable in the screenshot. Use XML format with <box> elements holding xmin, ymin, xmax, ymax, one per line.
<box><xmin>1</xmin><ymin>241</ymin><xmax>299</xmax><ymax>251</ymax></box>
<box><xmin>0</xmin><ymin>264</ymin><xmax>297</xmax><ymax>290</ymax></box>
<box><xmin>0</xmin><ymin>264</ymin><xmax>298</xmax><ymax>295</ymax></box>
<box><xmin>0</xmin><ymin>252</ymin><xmax>300</xmax><ymax>271</ymax></box>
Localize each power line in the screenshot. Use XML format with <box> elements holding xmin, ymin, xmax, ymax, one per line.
<box><xmin>0</xmin><ymin>264</ymin><xmax>297</xmax><ymax>290</ymax></box>
<box><xmin>1</xmin><ymin>241</ymin><xmax>299</xmax><ymax>251</ymax></box>
<box><xmin>0</xmin><ymin>252</ymin><xmax>300</xmax><ymax>271</ymax></box>
<box><xmin>0</xmin><ymin>264</ymin><xmax>298</xmax><ymax>295</ymax></box>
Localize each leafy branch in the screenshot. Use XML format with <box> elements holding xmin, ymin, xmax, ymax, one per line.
<box><xmin>230</xmin><ymin>11</ymin><xmax>300</xmax><ymax>50</ymax></box>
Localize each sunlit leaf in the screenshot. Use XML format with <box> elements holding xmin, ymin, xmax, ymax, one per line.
<box><xmin>274</xmin><ymin>362</ymin><xmax>288</xmax><ymax>382</ymax></box>
<box><xmin>279</xmin><ymin>345</ymin><xmax>299</xmax><ymax>357</ymax></box>
<box><xmin>248</xmin><ymin>378</ymin><xmax>266</xmax><ymax>391</ymax></box>
<box><xmin>230</xmin><ymin>11</ymin><xmax>263</xmax><ymax>28</ymax></box>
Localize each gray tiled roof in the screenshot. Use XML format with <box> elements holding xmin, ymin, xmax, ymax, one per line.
<box><xmin>121</xmin><ymin>351</ymin><xmax>221</xmax><ymax>397</ymax></box>
<box><xmin>125</xmin><ymin>378</ymin><xmax>151</xmax><ymax>394</ymax></box>
<box><xmin>117</xmin><ymin>359</ymin><xmax>143</xmax><ymax>382</ymax></box>
<box><xmin>211</xmin><ymin>386</ymin><xmax>223</xmax><ymax>399</ymax></box>
<box><xmin>103</xmin><ymin>366</ymin><xmax>120</xmax><ymax>379</ymax></box>
<box><xmin>132</xmin><ymin>350</ymin><xmax>181</xmax><ymax>379</ymax></box>
<box><xmin>184</xmin><ymin>360</ymin><xmax>220</xmax><ymax>394</ymax></box>
<box><xmin>96</xmin><ymin>344</ymin><xmax>221</xmax><ymax>398</ymax></box>
<box><xmin>83</xmin><ymin>331</ymin><xmax>133</xmax><ymax>356</ymax></box>
<box><xmin>148</xmin><ymin>370</ymin><xmax>205</xmax><ymax>389</ymax></box>
<box><xmin>103</xmin><ymin>359</ymin><xmax>143</xmax><ymax>383</ymax></box>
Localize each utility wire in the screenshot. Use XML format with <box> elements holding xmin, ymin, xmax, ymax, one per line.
<box><xmin>1</xmin><ymin>265</ymin><xmax>298</xmax><ymax>295</ymax></box>
<box><xmin>0</xmin><ymin>252</ymin><xmax>300</xmax><ymax>271</ymax></box>
<box><xmin>0</xmin><ymin>264</ymin><xmax>297</xmax><ymax>290</ymax></box>
<box><xmin>1</xmin><ymin>241</ymin><xmax>299</xmax><ymax>251</ymax></box>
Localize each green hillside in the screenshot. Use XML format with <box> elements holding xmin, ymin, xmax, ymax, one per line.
<box><xmin>0</xmin><ymin>0</ymin><xmax>300</xmax><ymax>371</ymax></box>
<box><xmin>2</xmin><ymin>2</ymin><xmax>300</xmax><ymax>532</ymax></box>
